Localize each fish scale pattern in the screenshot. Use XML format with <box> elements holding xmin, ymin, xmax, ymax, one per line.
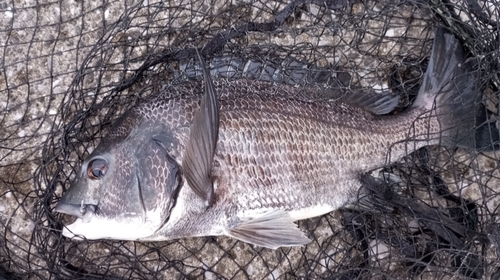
<box><xmin>132</xmin><ymin>78</ymin><xmax>441</xmax><ymax>220</ymax></box>
<box><xmin>215</xmin><ymin>88</ymin><xmax>425</xmax><ymax>216</ymax></box>
<box><xmin>94</xmin><ymin>144</ymin><xmax>142</xmax><ymax>219</ymax></box>
<box><xmin>138</xmin><ymin>137</ymin><xmax>178</xmax><ymax>216</ymax></box>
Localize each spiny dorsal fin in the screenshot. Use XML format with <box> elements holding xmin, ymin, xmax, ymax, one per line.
<box><xmin>227</xmin><ymin>210</ymin><xmax>311</xmax><ymax>249</ymax></box>
<box><xmin>182</xmin><ymin>49</ymin><xmax>220</xmax><ymax>204</ymax></box>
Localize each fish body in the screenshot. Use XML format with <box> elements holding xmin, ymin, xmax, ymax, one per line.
<box><xmin>55</xmin><ymin>29</ymin><xmax>487</xmax><ymax>249</ymax></box>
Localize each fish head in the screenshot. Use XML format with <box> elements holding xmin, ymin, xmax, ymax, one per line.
<box><xmin>55</xmin><ymin>115</ymin><xmax>182</xmax><ymax>240</ymax></box>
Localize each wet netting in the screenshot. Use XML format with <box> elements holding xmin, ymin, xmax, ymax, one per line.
<box><xmin>1</xmin><ymin>0</ymin><xmax>500</xmax><ymax>279</ymax></box>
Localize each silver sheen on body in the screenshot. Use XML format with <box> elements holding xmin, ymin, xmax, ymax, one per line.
<box><xmin>56</xmin><ymin>29</ymin><xmax>481</xmax><ymax>249</ymax></box>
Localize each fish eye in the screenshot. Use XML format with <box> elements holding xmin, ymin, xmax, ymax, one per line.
<box><xmin>87</xmin><ymin>158</ymin><xmax>108</xmax><ymax>180</ymax></box>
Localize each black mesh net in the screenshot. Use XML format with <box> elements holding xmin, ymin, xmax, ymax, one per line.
<box><xmin>1</xmin><ymin>0</ymin><xmax>499</xmax><ymax>279</ymax></box>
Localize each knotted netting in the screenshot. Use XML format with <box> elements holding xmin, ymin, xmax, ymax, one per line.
<box><xmin>1</xmin><ymin>0</ymin><xmax>500</xmax><ymax>279</ymax></box>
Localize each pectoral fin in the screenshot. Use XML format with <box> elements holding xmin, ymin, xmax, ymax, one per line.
<box><xmin>227</xmin><ymin>210</ymin><xmax>311</xmax><ymax>249</ymax></box>
<box><xmin>182</xmin><ymin>49</ymin><xmax>220</xmax><ymax>204</ymax></box>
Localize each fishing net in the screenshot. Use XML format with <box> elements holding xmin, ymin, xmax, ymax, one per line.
<box><xmin>1</xmin><ymin>0</ymin><xmax>499</xmax><ymax>279</ymax></box>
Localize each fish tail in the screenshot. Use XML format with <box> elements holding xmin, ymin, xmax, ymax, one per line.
<box><xmin>413</xmin><ymin>28</ymin><xmax>499</xmax><ymax>150</ymax></box>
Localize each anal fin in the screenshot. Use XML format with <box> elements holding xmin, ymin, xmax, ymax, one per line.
<box><xmin>227</xmin><ymin>210</ymin><xmax>311</xmax><ymax>249</ymax></box>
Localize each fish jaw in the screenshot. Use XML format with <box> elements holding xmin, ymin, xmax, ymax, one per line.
<box><xmin>61</xmin><ymin>209</ymin><xmax>163</xmax><ymax>240</ymax></box>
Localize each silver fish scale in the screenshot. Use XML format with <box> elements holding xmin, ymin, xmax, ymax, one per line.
<box><xmin>136</xmin><ymin>78</ymin><xmax>439</xmax><ymax>227</ymax></box>
<box><xmin>138</xmin><ymin>137</ymin><xmax>176</xmax><ymax>213</ymax></box>
<box><xmin>98</xmin><ymin>144</ymin><xmax>139</xmax><ymax>218</ymax></box>
<box><xmin>216</xmin><ymin>95</ymin><xmax>407</xmax><ymax>216</ymax></box>
<box><xmin>97</xmin><ymin>106</ymin><xmax>188</xmax><ymax>221</ymax></box>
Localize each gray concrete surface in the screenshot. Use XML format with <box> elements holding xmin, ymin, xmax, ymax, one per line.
<box><xmin>1</xmin><ymin>0</ymin><xmax>498</xmax><ymax>279</ymax></box>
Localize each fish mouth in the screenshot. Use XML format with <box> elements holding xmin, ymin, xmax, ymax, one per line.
<box><xmin>55</xmin><ymin>201</ymin><xmax>158</xmax><ymax>240</ymax></box>
<box><xmin>55</xmin><ymin>202</ymin><xmax>97</xmax><ymax>223</ymax></box>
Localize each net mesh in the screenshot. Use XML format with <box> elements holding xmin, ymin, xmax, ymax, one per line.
<box><xmin>1</xmin><ymin>0</ymin><xmax>499</xmax><ymax>279</ymax></box>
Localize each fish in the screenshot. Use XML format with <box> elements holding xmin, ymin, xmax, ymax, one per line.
<box><xmin>55</xmin><ymin>28</ymin><xmax>492</xmax><ymax>249</ymax></box>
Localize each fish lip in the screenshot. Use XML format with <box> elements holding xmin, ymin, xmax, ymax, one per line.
<box><xmin>55</xmin><ymin>202</ymin><xmax>97</xmax><ymax>221</ymax></box>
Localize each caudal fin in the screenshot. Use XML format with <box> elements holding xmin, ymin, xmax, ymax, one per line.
<box><xmin>413</xmin><ymin>28</ymin><xmax>499</xmax><ymax>151</ymax></box>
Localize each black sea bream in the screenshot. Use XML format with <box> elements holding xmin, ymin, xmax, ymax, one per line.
<box><xmin>55</xmin><ymin>29</ymin><xmax>484</xmax><ymax>249</ymax></box>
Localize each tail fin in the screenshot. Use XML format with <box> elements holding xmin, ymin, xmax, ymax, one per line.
<box><xmin>413</xmin><ymin>28</ymin><xmax>499</xmax><ymax>151</ymax></box>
